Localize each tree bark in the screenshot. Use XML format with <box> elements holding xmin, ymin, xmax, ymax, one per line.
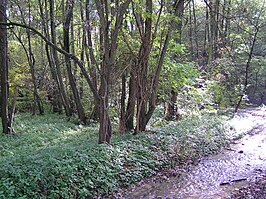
<box><xmin>49</xmin><ymin>0</ymin><xmax>72</xmax><ymax>116</ymax></box>
<box><xmin>95</xmin><ymin>0</ymin><xmax>131</xmax><ymax>143</ymax></box>
<box><xmin>125</xmin><ymin>70</ymin><xmax>136</xmax><ymax>131</ymax></box>
<box><xmin>134</xmin><ymin>0</ymin><xmax>184</xmax><ymax>133</ymax></box>
<box><xmin>164</xmin><ymin>0</ymin><xmax>184</xmax><ymax>120</ymax></box>
<box><xmin>234</xmin><ymin>26</ymin><xmax>259</xmax><ymax>113</ymax></box>
<box><xmin>119</xmin><ymin>73</ymin><xmax>127</xmax><ymax>134</ymax></box>
<box><xmin>26</xmin><ymin>32</ymin><xmax>44</xmax><ymax>115</ymax></box>
<box><xmin>26</xmin><ymin>2</ymin><xmax>44</xmax><ymax>115</ymax></box>
<box><xmin>85</xmin><ymin>0</ymin><xmax>100</xmax><ymax>121</ymax></box>
<box><xmin>0</xmin><ymin>0</ymin><xmax>12</xmax><ymax>134</ymax></box>
<box><xmin>38</xmin><ymin>0</ymin><xmax>62</xmax><ymax>113</ymax></box>
<box><xmin>63</xmin><ymin>0</ymin><xmax>86</xmax><ymax>124</ymax></box>
<box><xmin>135</xmin><ymin>0</ymin><xmax>153</xmax><ymax>133</ymax></box>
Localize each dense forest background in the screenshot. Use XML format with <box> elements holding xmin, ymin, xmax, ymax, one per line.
<box><xmin>1</xmin><ymin>0</ymin><xmax>266</xmax><ymax>143</ymax></box>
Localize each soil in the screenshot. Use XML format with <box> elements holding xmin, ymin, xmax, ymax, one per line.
<box><xmin>227</xmin><ymin>175</ymin><xmax>266</xmax><ymax>198</ymax></box>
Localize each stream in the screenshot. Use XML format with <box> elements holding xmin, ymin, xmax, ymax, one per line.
<box><xmin>124</xmin><ymin>108</ymin><xmax>266</xmax><ymax>199</ymax></box>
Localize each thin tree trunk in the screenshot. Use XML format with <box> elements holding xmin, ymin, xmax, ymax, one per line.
<box><xmin>39</xmin><ymin>0</ymin><xmax>62</xmax><ymax>113</ymax></box>
<box><xmin>225</xmin><ymin>0</ymin><xmax>231</xmax><ymax>46</ymax></box>
<box><xmin>234</xmin><ymin>28</ymin><xmax>259</xmax><ymax>113</ymax></box>
<box><xmin>63</xmin><ymin>0</ymin><xmax>86</xmax><ymax>124</ymax></box>
<box><xmin>189</xmin><ymin>2</ymin><xmax>194</xmax><ymax>55</ymax></box>
<box><xmin>27</xmin><ymin>2</ymin><xmax>44</xmax><ymax>115</ymax></box>
<box><xmin>49</xmin><ymin>0</ymin><xmax>72</xmax><ymax>116</ymax></box>
<box><xmin>119</xmin><ymin>73</ymin><xmax>126</xmax><ymax>134</ymax></box>
<box><xmin>192</xmin><ymin>0</ymin><xmax>199</xmax><ymax>61</ymax></box>
<box><xmin>27</xmin><ymin>33</ymin><xmax>44</xmax><ymax>115</ymax></box>
<box><xmin>86</xmin><ymin>0</ymin><xmax>100</xmax><ymax>121</ymax></box>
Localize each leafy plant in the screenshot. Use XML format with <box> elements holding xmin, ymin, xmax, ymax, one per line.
<box><xmin>0</xmin><ymin>112</ymin><xmax>236</xmax><ymax>198</ymax></box>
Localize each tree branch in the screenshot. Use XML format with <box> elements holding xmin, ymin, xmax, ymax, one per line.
<box><xmin>0</xmin><ymin>21</ymin><xmax>100</xmax><ymax>101</ymax></box>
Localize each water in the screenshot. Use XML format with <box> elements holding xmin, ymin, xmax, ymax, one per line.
<box><xmin>125</xmin><ymin>109</ymin><xmax>266</xmax><ymax>199</ymax></box>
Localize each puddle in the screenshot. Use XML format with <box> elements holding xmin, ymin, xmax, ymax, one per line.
<box><xmin>124</xmin><ymin>109</ymin><xmax>266</xmax><ymax>199</ymax></box>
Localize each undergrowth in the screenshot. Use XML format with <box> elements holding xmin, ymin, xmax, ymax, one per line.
<box><xmin>0</xmin><ymin>113</ymin><xmax>233</xmax><ymax>198</ymax></box>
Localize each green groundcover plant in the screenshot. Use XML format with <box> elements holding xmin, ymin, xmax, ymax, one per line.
<box><xmin>0</xmin><ymin>113</ymin><xmax>233</xmax><ymax>198</ymax></box>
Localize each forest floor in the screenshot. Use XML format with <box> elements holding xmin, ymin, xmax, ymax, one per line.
<box><xmin>0</xmin><ymin>107</ymin><xmax>265</xmax><ymax>198</ymax></box>
<box><xmin>227</xmin><ymin>108</ymin><xmax>266</xmax><ymax>199</ymax></box>
<box><xmin>111</xmin><ymin>107</ymin><xmax>266</xmax><ymax>198</ymax></box>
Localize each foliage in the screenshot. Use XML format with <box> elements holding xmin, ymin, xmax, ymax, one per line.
<box><xmin>1</xmin><ymin>0</ymin><xmax>266</xmax><ymax>196</ymax></box>
<box><xmin>160</xmin><ymin>60</ymin><xmax>199</xmax><ymax>94</ymax></box>
<box><xmin>0</xmin><ymin>112</ymin><xmax>233</xmax><ymax>198</ymax></box>
<box><xmin>246</xmin><ymin>57</ymin><xmax>266</xmax><ymax>105</ymax></box>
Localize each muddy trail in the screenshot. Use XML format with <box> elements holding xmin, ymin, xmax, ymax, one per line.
<box><xmin>123</xmin><ymin>108</ymin><xmax>266</xmax><ymax>199</ymax></box>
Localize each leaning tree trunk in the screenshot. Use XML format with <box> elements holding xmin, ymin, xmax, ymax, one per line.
<box><xmin>234</xmin><ymin>27</ymin><xmax>259</xmax><ymax>113</ymax></box>
<box><xmin>63</xmin><ymin>0</ymin><xmax>86</xmax><ymax>124</ymax></box>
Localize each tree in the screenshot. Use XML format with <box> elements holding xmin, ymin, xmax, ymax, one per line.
<box><xmin>234</xmin><ymin>0</ymin><xmax>266</xmax><ymax>112</ymax></box>
<box><xmin>15</xmin><ymin>1</ymin><xmax>44</xmax><ymax>115</ymax></box>
<box><xmin>0</xmin><ymin>0</ymin><xmax>13</xmax><ymax>134</ymax></box>
<box><xmin>49</xmin><ymin>0</ymin><xmax>72</xmax><ymax>117</ymax></box>
<box><xmin>94</xmin><ymin>0</ymin><xmax>131</xmax><ymax>143</ymax></box>
<box><xmin>133</xmin><ymin>0</ymin><xmax>186</xmax><ymax>133</ymax></box>
<box><xmin>63</xmin><ymin>0</ymin><xmax>86</xmax><ymax>124</ymax></box>
<box><xmin>164</xmin><ymin>0</ymin><xmax>185</xmax><ymax>120</ymax></box>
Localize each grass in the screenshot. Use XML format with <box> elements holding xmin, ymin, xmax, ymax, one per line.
<box><xmin>0</xmin><ymin>112</ymin><xmax>235</xmax><ymax>198</ymax></box>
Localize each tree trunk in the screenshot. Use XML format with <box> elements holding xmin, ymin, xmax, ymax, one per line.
<box><xmin>49</xmin><ymin>0</ymin><xmax>72</xmax><ymax>116</ymax></box>
<box><xmin>224</xmin><ymin>0</ymin><xmax>231</xmax><ymax>47</ymax></box>
<box><xmin>27</xmin><ymin>2</ymin><xmax>44</xmax><ymax>115</ymax></box>
<box><xmin>164</xmin><ymin>89</ymin><xmax>177</xmax><ymax>120</ymax></box>
<box><xmin>38</xmin><ymin>0</ymin><xmax>62</xmax><ymax>113</ymax></box>
<box><xmin>134</xmin><ymin>0</ymin><xmax>183</xmax><ymax>133</ymax></box>
<box><xmin>63</xmin><ymin>0</ymin><xmax>86</xmax><ymax>124</ymax></box>
<box><xmin>235</xmin><ymin>27</ymin><xmax>259</xmax><ymax>113</ymax></box>
<box><xmin>98</xmin><ymin>78</ymin><xmax>112</xmax><ymax>143</ymax></box>
<box><xmin>95</xmin><ymin>0</ymin><xmax>131</xmax><ymax>143</ymax></box>
<box><xmin>135</xmin><ymin>0</ymin><xmax>152</xmax><ymax>133</ymax></box>
<box><xmin>125</xmin><ymin>71</ymin><xmax>136</xmax><ymax>131</ymax></box>
<box><xmin>119</xmin><ymin>73</ymin><xmax>126</xmax><ymax>134</ymax></box>
<box><xmin>192</xmin><ymin>0</ymin><xmax>199</xmax><ymax>61</ymax></box>
<box><xmin>86</xmin><ymin>0</ymin><xmax>100</xmax><ymax>121</ymax></box>
<box><xmin>0</xmin><ymin>0</ymin><xmax>12</xmax><ymax>134</ymax></box>
<box><xmin>164</xmin><ymin>0</ymin><xmax>184</xmax><ymax>119</ymax></box>
<box><xmin>27</xmin><ymin>33</ymin><xmax>44</xmax><ymax>115</ymax></box>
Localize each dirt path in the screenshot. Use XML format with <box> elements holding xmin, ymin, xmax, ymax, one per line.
<box><xmin>123</xmin><ymin>108</ymin><xmax>266</xmax><ymax>199</ymax></box>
